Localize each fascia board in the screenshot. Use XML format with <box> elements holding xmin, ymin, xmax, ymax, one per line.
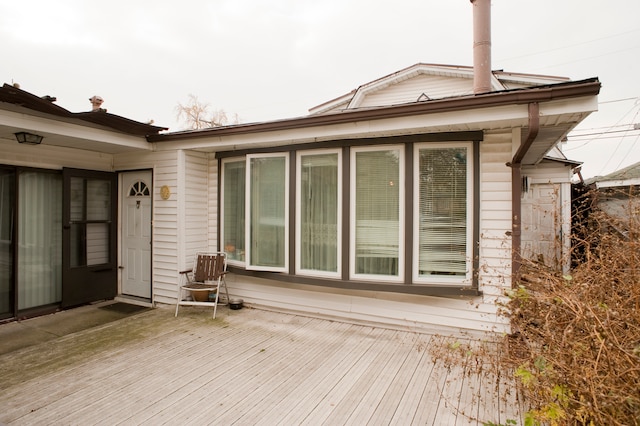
<box><xmin>154</xmin><ymin>95</ymin><xmax>597</xmax><ymax>154</ymax></box>
<box><xmin>153</xmin><ymin>103</ymin><xmax>534</xmax><ymax>153</ymax></box>
<box><xmin>538</xmin><ymin>96</ymin><xmax>598</xmax><ymax>118</ymax></box>
<box><xmin>596</xmin><ymin>178</ymin><xmax>640</xmax><ymax>189</ymax></box>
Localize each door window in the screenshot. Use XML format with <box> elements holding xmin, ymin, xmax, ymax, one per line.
<box><xmin>70</xmin><ymin>176</ymin><xmax>112</xmax><ymax>267</ymax></box>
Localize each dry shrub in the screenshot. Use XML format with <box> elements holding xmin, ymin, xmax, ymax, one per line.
<box><xmin>430</xmin><ymin>189</ymin><xmax>640</xmax><ymax>425</ymax></box>
<box><xmin>506</xmin><ymin>191</ymin><xmax>640</xmax><ymax>425</ymax></box>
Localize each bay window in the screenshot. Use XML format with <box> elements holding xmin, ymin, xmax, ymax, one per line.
<box><xmin>219</xmin><ymin>136</ymin><xmax>476</xmax><ymax>291</ymax></box>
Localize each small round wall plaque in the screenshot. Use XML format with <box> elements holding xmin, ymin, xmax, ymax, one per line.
<box><xmin>160</xmin><ymin>185</ymin><xmax>171</xmax><ymax>200</ymax></box>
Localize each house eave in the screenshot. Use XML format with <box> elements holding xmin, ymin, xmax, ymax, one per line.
<box><xmin>149</xmin><ymin>78</ymin><xmax>600</xmax><ymax>144</ymax></box>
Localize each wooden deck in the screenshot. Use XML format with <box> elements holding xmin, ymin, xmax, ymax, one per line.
<box><xmin>0</xmin><ymin>305</ymin><xmax>523</xmax><ymax>425</ymax></box>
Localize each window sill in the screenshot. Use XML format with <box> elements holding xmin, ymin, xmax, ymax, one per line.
<box><xmin>227</xmin><ymin>266</ymin><xmax>482</xmax><ymax>297</ymax></box>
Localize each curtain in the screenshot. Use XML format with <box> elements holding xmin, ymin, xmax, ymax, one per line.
<box><xmin>353</xmin><ymin>148</ymin><xmax>401</xmax><ymax>277</ymax></box>
<box><xmin>18</xmin><ymin>171</ymin><xmax>62</xmax><ymax>309</ymax></box>
<box><xmin>417</xmin><ymin>146</ymin><xmax>468</xmax><ymax>277</ymax></box>
<box><xmin>248</xmin><ymin>155</ymin><xmax>287</xmax><ymax>270</ymax></box>
<box><xmin>299</xmin><ymin>153</ymin><xmax>339</xmax><ymax>274</ymax></box>
<box><xmin>223</xmin><ymin>160</ymin><xmax>246</xmax><ymax>262</ymax></box>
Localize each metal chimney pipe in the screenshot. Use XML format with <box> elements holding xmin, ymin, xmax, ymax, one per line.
<box><xmin>471</xmin><ymin>0</ymin><xmax>492</xmax><ymax>94</ymax></box>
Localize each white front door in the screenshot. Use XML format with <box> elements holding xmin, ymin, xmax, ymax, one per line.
<box><xmin>120</xmin><ymin>171</ymin><xmax>152</xmax><ymax>299</ymax></box>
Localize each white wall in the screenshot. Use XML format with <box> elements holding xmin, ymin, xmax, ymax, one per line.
<box><xmin>359</xmin><ymin>74</ymin><xmax>473</xmax><ymax>109</ymax></box>
<box><xmin>476</xmin><ymin>132</ymin><xmax>513</xmax><ymax>320</ymax></box>
<box><xmin>114</xmin><ymin>150</ymin><xmax>180</xmax><ymax>305</ymax></box>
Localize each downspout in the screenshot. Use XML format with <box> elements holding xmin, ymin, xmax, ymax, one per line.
<box><xmin>508</xmin><ymin>102</ymin><xmax>540</xmax><ymax>280</ymax></box>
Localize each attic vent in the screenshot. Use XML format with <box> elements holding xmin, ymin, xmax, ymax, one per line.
<box><xmin>417</xmin><ymin>93</ymin><xmax>431</xmax><ymax>102</ymax></box>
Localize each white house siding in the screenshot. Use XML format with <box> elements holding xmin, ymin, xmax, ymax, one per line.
<box><xmin>0</xmin><ymin>139</ymin><xmax>113</xmax><ymax>171</ymax></box>
<box><xmin>357</xmin><ymin>75</ymin><xmax>473</xmax><ymax>109</ymax></box>
<box><xmin>223</xmin><ymin>275</ymin><xmax>506</xmax><ymax>336</ymax></box>
<box><xmin>114</xmin><ymin>150</ymin><xmax>180</xmax><ymax>305</ymax></box>
<box><xmin>180</xmin><ymin>150</ymin><xmax>210</xmax><ymax>266</ymax></box>
<box><xmin>475</xmin><ymin>131</ymin><xmax>514</xmax><ymax>328</ymax></box>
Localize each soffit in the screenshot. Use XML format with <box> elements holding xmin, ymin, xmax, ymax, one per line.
<box><xmin>0</xmin><ymin>106</ymin><xmax>152</xmax><ymax>154</ymax></box>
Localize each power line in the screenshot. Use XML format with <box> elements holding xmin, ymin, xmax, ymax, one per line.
<box><xmin>599</xmin><ymin>97</ymin><xmax>639</xmax><ymax>105</ymax></box>
<box><xmin>608</xmin><ymin>106</ymin><xmax>640</xmax><ymax>172</ymax></box>
<box><xmin>570</xmin><ymin>128</ymin><xmax>640</xmax><ymax>139</ymax></box>
<box><xmin>497</xmin><ymin>28</ymin><xmax>640</xmax><ymax>63</ymax></box>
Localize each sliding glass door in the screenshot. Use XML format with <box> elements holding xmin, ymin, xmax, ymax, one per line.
<box><xmin>0</xmin><ymin>169</ymin><xmax>15</xmax><ymax>319</ymax></box>
<box><xmin>18</xmin><ymin>171</ymin><xmax>63</xmax><ymax>309</ymax></box>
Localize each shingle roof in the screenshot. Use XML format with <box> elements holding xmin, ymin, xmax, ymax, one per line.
<box><xmin>0</xmin><ymin>83</ymin><xmax>167</xmax><ymax>136</ymax></box>
<box><xmin>585</xmin><ymin>161</ymin><xmax>640</xmax><ymax>186</ymax></box>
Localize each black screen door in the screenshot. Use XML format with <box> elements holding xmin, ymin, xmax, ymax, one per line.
<box><xmin>62</xmin><ymin>168</ymin><xmax>117</xmax><ymax>308</ymax></box>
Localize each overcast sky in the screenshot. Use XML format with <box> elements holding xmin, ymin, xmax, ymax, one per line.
<box><xmin>2</xmin><ymin>0</ymin><xmax>639</xmax><ymax>178</ymax></box>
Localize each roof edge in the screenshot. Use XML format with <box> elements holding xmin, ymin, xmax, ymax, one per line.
<box><xmin>149</xmin><ymin>77</ymin><xmax>601</xmax><ymax>143</ymax></box>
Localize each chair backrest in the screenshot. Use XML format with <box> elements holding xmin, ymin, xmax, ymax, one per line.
<box><xmin>193</xmin><ymin>252</ymin><xmax>226</xmax><ymax>282</ymax></box>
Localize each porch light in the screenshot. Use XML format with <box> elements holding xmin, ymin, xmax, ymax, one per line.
<box><xmin>15</xmin><ymin>132</ymin><xmax>43</xmax><ymax>145</ymax></box>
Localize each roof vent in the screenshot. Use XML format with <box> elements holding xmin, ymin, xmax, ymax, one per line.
<box><xmin>89</xmin><ymin>95</ymin><xmax>106</xmax><ymax>112</ymax></box>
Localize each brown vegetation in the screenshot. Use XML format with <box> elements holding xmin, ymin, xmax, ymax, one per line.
<box><xmin>433</xmin><ymin>190</ymin><xmax>640</xmax><ymax>425</ymax></box>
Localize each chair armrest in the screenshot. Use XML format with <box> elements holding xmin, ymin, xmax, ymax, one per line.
<box><xmin>179</xmin><ymin>268</ymin><xmax>193</xmax><ymax>275</ymax></box>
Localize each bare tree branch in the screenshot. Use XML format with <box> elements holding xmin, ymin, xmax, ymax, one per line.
<box><xmin>175</xmin><ymin>94</ymin><xmax>240</xmax><ymax>130</ymax></box>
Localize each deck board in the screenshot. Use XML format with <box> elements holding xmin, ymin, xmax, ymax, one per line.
<box><xmin>0</xmin><ymin>306</ymin><xmax>522</xmax><ymax>425</ymax></box>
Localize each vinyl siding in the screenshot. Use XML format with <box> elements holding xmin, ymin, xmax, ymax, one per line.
<box><xmin>114</xmin><ymin>150</ymin><xmax>180</xmax><ymax>306</ymax></box>
<box><xmin>357</xmin><ymin>75</ymin><xmax>474</xmax><ymax>109</ymax></box>
<box><xmin>476</xmin><ymin>132</ymin><xmax>513</xmax><ymax>321</ymax></box>
<box><xmin>224</xmin><ymin>274</ymin><xmax>504</xmax><ymax>335</ymax></box>
<box><xmin>183</xmin><ymin>151</ymin><xmax>209</xmax><ymax>259</ymax></box>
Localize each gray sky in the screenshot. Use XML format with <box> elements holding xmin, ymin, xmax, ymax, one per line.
<box><xmin>2</xmin><ymin>0</ymin><xmax>639</xmax><ymax>178</ymax></box>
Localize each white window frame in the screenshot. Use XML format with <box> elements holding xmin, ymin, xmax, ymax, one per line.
<box><xmin>349</xmin><ymin>145</ymin><xmax>405</xmax><ymax>282</ymax></box>
<box><xmin>245</xmin><ymin>152</ymin><xmax>289</xmax><ymax>273</ymax></box>
<box><xmin>412</xmin><ymin>141</ymin><xmax>473</xmax><ymax>285</ymax></box>
<box><xmin>295</xmin><ymin>149</ymin><xmax>342</xmax><ymax>278</ymax></box>
<box><xmin>220</xmin><ymin>157</ymin><xmax>246</xmax><ymax>267</ymax></box>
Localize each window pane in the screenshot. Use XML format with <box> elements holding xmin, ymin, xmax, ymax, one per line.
<box><xmin>417</xmin><ymin>146</ymin><xmax>468</xmax><ymax>278</ymax></box>
<box><xmin>248</xmin><ymin>155</ymin><xmax>287</xmax><ymax>270</ymax></box>
<box><xmin>0</xmin><ymin>170</ymin><xmax>15</xmax><ymax>316</ymax></box>
<box><xmin>70</xmin><ymin>177</ymin><xmax>84</xmax><ymax>221</ymax></box>
<box><xmin>353</xmin><ymin>148</ymin><xmax>401</xmax><ymax>277</ymax></box>
<box><xmin>69</xmin><ymin>177</ymin><xmax>112</xmax><ymax>268</ymax></box>
<box><xmin>86</xmin><ymin>223</ymin><xmax>109</xmax><ymax>265</ymax></box>
<box><xmin>87</xmin><ymin>179</ymin><xmax>111</xmax><ymax>221</ymax></box>
<box><xmin>223</xmin><ymin>160</ymin><xmax>246</xmax><ymax>262</ymax></box>
<box><xmin>299</xmin><ymin>153</ymin><xmax>339</xmax><ymax>274</ymax></box>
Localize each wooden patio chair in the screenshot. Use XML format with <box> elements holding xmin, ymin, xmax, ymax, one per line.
<box><xmin>175</xmin><ymin>252</ymin><xmax>230</xmax><ymax>319</ymax></box>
